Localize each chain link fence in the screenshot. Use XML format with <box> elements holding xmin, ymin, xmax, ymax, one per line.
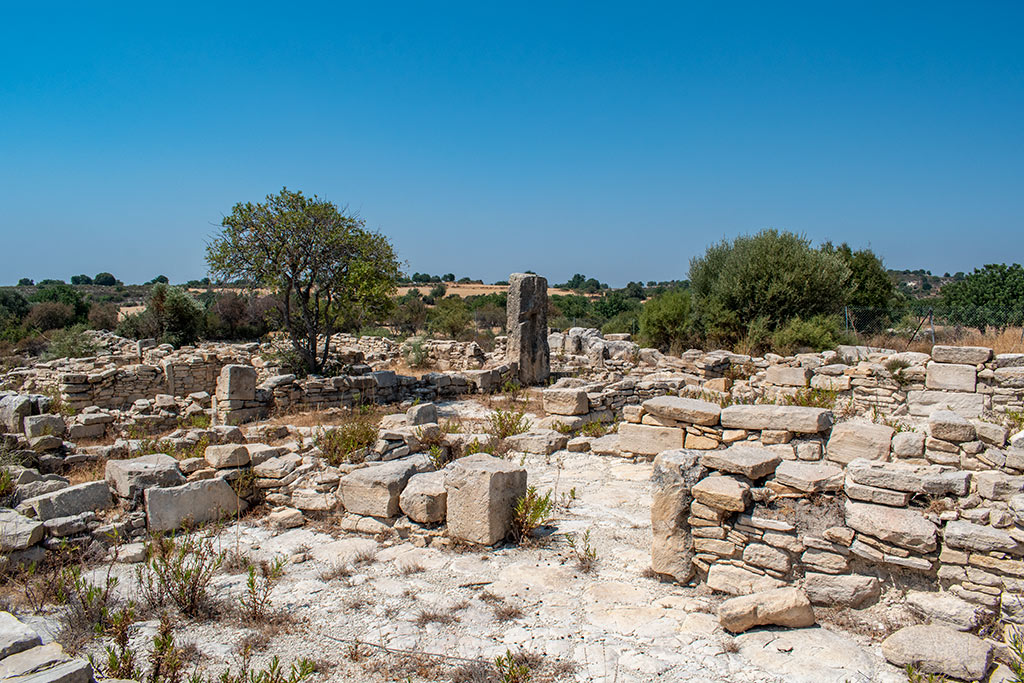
<box><xmin>842</xmin><ymin>305</ymin><xmax>1024</xmax><ymax>353</ymax></box>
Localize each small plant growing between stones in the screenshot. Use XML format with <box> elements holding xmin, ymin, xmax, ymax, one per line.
<box><xmin>780</xmin><ymin>388</ymin><xmax>837</xmax><ymax>409</ymax></box>
<box><xmin>427</xmin><ymin>444</ymin><xmax>449</xmax><ymax>469</ymax></box>
<box><xmin>136</xmin><ymin>533</ymin><xmax>225</xmax><ymax>617</ymax></box>
<box><xmin>510</xmin><ymin>486</ymin><xmax>553</xmax><ymax>544</ymax></box>
<box><xmin>905</xmin><ymin>664</ymin><xmax>950</xmax><ymax>683</ymax></box>
<box><xmin>487</xmin><ymin>409</ymin><xmax>531</xmax><ymax>440</ymax></box>
<box><xmin>493</xmin><ymin>649</ymin><xmax>530</xmax><ymax>683</ymax></box>
<box><xmin>566</xmin><ymin>529</ymin><xmax>598</xmax><ymax>573</ymax></box>
<box><xmin>315</xmin><ymin>419</ymin><xmax>377</xmax><ymax>465</ymax></box>
<box><xmin>96</xmin><ymin>605</ymin><xmax>140</xmax><ymax>680</ymax></box>
<box><xmin>239</xmin><ymin>557</ymin><xmax>287</xmax><ymax>623</ymax></box>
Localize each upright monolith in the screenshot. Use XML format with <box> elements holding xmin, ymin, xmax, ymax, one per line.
<box><xmin>506</xmin><ymin>273</ymin><xmax>550</xmax><ymax>385</ymax></box>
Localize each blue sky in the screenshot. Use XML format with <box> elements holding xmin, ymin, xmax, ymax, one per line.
<box><xmin>1</xmin><ymin>2</ymin><xmax>1021</xmax><ymax>286</ymax></box>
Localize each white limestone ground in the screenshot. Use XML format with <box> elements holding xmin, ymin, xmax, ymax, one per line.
<box><xmin>37</xmin><ymin>429</ymin><xmax>902</xmax><ymax>683</ymax></box>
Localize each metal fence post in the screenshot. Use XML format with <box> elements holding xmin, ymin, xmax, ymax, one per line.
<box><xmin>929</xmin><ymin>310</ymin><xmax>935</xmax><ymax>345</ymax></box>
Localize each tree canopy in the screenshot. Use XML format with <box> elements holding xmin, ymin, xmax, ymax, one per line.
<box><xmin>688</xmin><ymin>229</ymin><xmax>851</xmax><ymax>345</ymax></box>
<box><xmin>942</xmin><ymin>263</ymin><xmax>1024</xmax><ymax>328</ymax></box>
<box><xmin>206</xmin><ymin>187</ymin><xmax>400</xmax><ymax>374</ymax></box>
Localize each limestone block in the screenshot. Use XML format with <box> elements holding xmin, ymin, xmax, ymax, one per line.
<box><xmin>145</xmin><ymin>478</ymin><xmax>247</xmax><ymax>532</ymax></box>
<box><xmin>765</xmin><ymin>366</ymin><xmax>811</xmax><ymax>388</ymax></box>
<box><xmin>718</xmin><ymin>588</ymin><xmax>815</xmax><ymax>633</ymax></box>
<box><xmin>105</xmin><ymin>454</ymin><xmax>185</xmax><ymax>501</ymax></box>
<box><xmin>399</xmin><ymin>471</ymin><xmax>448</xmax><ymax>524</ymax></box>
<box><xmin>0</xmin><ymin>509</ymin><xmax>44</xmax><ymax>552</ymax></box>
<box><xmin>844</xmin><ymin>500</ymin><xmax>937</xmax><ymax>552</ymax></box>
<box><xmin>925</xmin><ymin>361</ymin><xmax>977</xmax><ymax>392</ymax></box>
<box><xmin>205</xmin><ymin>444</ymin><xmax>250</xmax><ymax>469</ymax></box>
<box><xmin>720</xmin><ymin>405</ymin><xmax>832</xmax><ymax>434</ymax></box>
<box><xmin>881</xmin><ymin>625</ymin><xmax>991</xmax><ymax>681</ymax></box>
<box><xmin>825</xmin><ymin>420</ymin><xmax>893</xmax><ymax>465</ymax></box>
<box><xmin>642</xmin><ymin>396</ymin><xmax>721</xmax><ymax>426</ymax></box>
<box><xmin>929</xmin><ymin>410</ymin><xmax>976</xmax><ymax>443</ymax></box>
<box><xmin>445</xmin><ymin>454</ymin><xmax>527</xmax><ymax>545</ymax></box>
<box><xmin>650</xmin><ymin>450</ymin><xmax>707</xmax><ymax>582</ymax></box>
<box><xmin>542</xmin><ymin>388</ymin><xmax>590</xmax><ymax>416</ymax></box>
<box><xmin>700</xmin><ymin>445</ymin><xmax>780</xmax><ymax>479</ymax></box>
<box><xmin>340</xmin><ymin>456</ymin><xmax>432</xmax><ymax>518</ymax></box>
<box><xmin>22</xmin><ymin>481</ymin><xmax>112</xmax><ymax>522</ymax></box>
<box><xmin>774</xmin><ymin>461</ymin><xmax>843</xmax><ymax>493</ymax></box>
<box><xmin>506</xmin><ymin>274</ymin><xmax>550</xmax><ymax>385</ymax></box>
<box><xmin>802</xmin><ymin>573</ymin><xmax>879</xmax><ymax>608</ymax></box>
<box><xmin>692</xmin><ymin>475</ymin><xmax>750</xmax><ymax>512</ymax></box>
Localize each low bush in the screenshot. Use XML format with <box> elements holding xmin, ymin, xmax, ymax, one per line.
<box><xmin>136</xmin><ymin>534</ymin><xmax>224</xmax><ymax>617</ymax></box>
<box><xmin>486</xmin><ymin>409</ymin><xmax>531</xmax><ymax>440</ymax></box>
<box><xmin>315</xmin><ymin>419</ymin><xmax>378</xmax><ymax>465</ymax></box>
<box><xmin>770</xmin><ymin>314</ymin><xmax>850</xmax><ymax>354</ymax></box>
<box><xmin>44</xmin><ymin>324</ymin><xmax>98</xmax><ymax>360</ymax></box>
<box><xmin>510</xmin><ymin>486</ymin><xmax>553</xmax><ymax>544</ymax></box>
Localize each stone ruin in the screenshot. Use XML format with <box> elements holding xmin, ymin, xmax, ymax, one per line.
<box><xmin>1</xmin><ymin>277</ymin><xmax>1024</xmax><ymax>681</ymax></box>
<box><xmin>505</xmin><ymin>272</ymin><xmax>549</xmax><ymax>386</ymax></box>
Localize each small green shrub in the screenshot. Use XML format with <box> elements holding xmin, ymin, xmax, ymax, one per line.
<box><xmin>566</xmin><ymin>529</ymin><xmax>598</xmax><ymax>573</ymax></box>
<box><xmin>315</xmin><ymin>420</ymin><xmax>377</xmax><ymax>465</ymax></box>
<box><xmin>771</xmin><ymin>314</ymin><xmax>849</xmax><ymax>354</ymax></box>
<box><xmin>510</xmin><ymin>486</ymin><xmax>553</xmax><ymax>544</ymax></box>
<box><xmin>494</xmin><ymin>650</ymin><xmax>531</xmax><ymax>683</ymax></box>
<box><xmin>136</xmin><ymin>534</ymin><xmax>224</xmax><ymax>617</ymax></box>
<box><xmin>239</xmin><ymin>557</ymin><xmax>286</xmax><ymax>623</ymax></box>
<box><xmin>487</xmin><ymin>409</ymin><xmax>531</xmax><ymax>440</ymax></box>
<box><xmin>405</xmin><ymin>338</ymin><xmax>428</xmax><ymax>368</ymax></box>
<box><xmin>44</xmin><ymin>324</ymin><xmax>98</xmax><ymax>360</ymax></box>
<box><xmin>780</xmin><ymin>388</ymin><xmax>838</xmax><ymax>409</ymax></box>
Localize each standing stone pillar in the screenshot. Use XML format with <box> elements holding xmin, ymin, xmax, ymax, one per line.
<box><xmin>506</xmin><ymin>273</ymin><xmax>550</xmax><ymax>385</ymax></box>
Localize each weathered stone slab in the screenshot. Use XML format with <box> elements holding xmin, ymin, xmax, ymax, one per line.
<box><xmin>503</xmin><ymin>429</ymin><xmax>568</xmax><ymax>455</ymax></box>
<box><xmin>105</xmin><ymin>454</ymin><xmax>184</xmax><ymax>501</ymax></box>
<box><xmin>907</xmin><ymin>390</ymin><xmax>984</xmax><ymax>418</ymax></box>
<box><xmin>642</xmin><ymin>396</ymin><xmax>721</xmax><ymax>426</ymax></box>
<box><xmin>844</xmin><ymin>500</ymin><xmax>937</xmax><ymax>552</ymax></box>
<box><xmin>905</xmin><ymin>590</ymin><xmax>987</xmax><ymax>631</ymax></box>
<box><xmin>845</xmin><ymin>459</ymin><xmax>970</xmax><ymax>496</ymax></box>
<box><xmin>0</xmin><ymin>510</ymin><xmax>44</xmax><ymax>552</ymax></box>
<box><xmin>718</xmin><ymin>588</ymin><xmax>815</xmax><ymax>633</ymax></box>
<box><xmin>0</xmin><ymin>611</ymin><xmax>42</xmax><ymax>659</ymax></box>
<box><xmin>932</xmin><ymin>345</ymin><xmax>992</xmax><ymax>364</ymax></box>
<box><xmin>765</xmin><ymin>366</ymin><xmax>811</xmax><ymax>387</ymax></box>
<box><xmin>802</xmin><ymin>573</ymin><xmax>879</xmax><ymax>608</ymax></box>
<box><xmin>0</xmin><ymin>642</ymin><xmax>92</xmax><ymax>683</ymax></box>
<box><xmin>340</xmin><ymin>456</ymin><xmax>432</xmax><ymax>518</ymax></box>
<box><xmin>943</xmin><ymin>520</ymin><xmax>1019</xmax><ymax>553</ymax></box>
<box><xmin>825</xmin><ymin>420</ymin><xmax>893</xmax><ymax>465</ymax></box>
<box><xmin>22</xmin><ymin>481</ymin><xmax>112</xmax><ymax>522</ymax></box>
<box><xmin>542</xmin><ymin>388</ymin><xmax>589</xmax><ymax>416</ymax></box>
<box><xmin>706</xmin><ymin>563</ymin><xmax>784</xmax><ymax>596</ymax></box>
<box><xmin>445</xmin><ymin>453</ymin><xmax>527</xmax><ymax>545</ymax></box>
<box><xmin>205</xmin><ymin>444</ymin><xmax>250</xmax><ymax>469</ymax></box>
<box><xmin>216</xmin><ymin>364</ymin><xmax>257</xmax><ymax>401</ymax></box>
<box><xmin>406</xmin><ymin>402</ymin><xmax>438</xmax><ymax>425</ymax></box>
<box><xmin>881</xmin><ymin>624</ymin><xmax>991</xmax><ymax>681</ymax></box>
<box><xmin>774</xmin><ymin>461</ymin><xmax>843</xmax><ymax>493</ymax></box>
<box><xmin>399</xmin><ymin>471</ymin><xmax>447</xmax><ymax>524</ymax></box>
<box><xmin>692</xmin><ymin>475</ymin><xmax>750</xmax><ymax>512</ymax></box>
<box><xmin>700</xmin><ymin>445</ymin><xmax>780</xmax><ymax>479</ymax></box>
<box><xmin>615</xmin><ymin>422</ymin><xmax>683</xmax><ymax>455</ymax></box>
<box><xmin>720</xmin><ymin>405</ymin><xmax>832</xmax><ymax>434</ymax></box>
<box><xmin>925</xmin><ymin>361</ymin><xmax>977</xmax><ymax>392</ymax></box>
<box><xmin>145</xmin><ymin>478</ymin><xmax>247</xmax><ymax>532</ymax></box>
<box><xmin>929</xmin><ymin>410</ymin><xmax>976</xmax><ymax>443</ymax></box>
<box><xmin>22</xmin><ymin>414</ymin><xmax>65</xmax><ymax>439</ymax></box>
<box><xmin>650</xmin><ymin>449</ymin><xmax>707</xmax><ymax>582</ymax></box>
<box><xmin>0</xmin><ymin>395</ymin><xmax>32</xmax><ymax>433</ymax></box>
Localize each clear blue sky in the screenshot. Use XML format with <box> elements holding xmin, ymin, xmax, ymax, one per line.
<box><xmin>1</xmin><ymin>2</ymin><xmax>1022</xmax><ymax>286</ymax></box>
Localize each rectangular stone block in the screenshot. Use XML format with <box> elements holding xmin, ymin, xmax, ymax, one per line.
<box><xmin>445</xmin><ymin>454</ymin><xmax>527</xmax><ymax>545</ymax></box>
<box><xmin>925</xmin><ymin>362</ymin><xmax>977</xmax><ymax>392</ymax></box>
<box><xmin>765</xmin><ymin>366</ymin><xmax>811</xmax><ymax>387</ymax></box>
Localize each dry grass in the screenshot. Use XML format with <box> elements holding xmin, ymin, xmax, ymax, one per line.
<box><xmin>414</xmin><ymin>608</ymin><xmax>460</xmax><ymax>627</ymax></box>
<box><xmin>65</xmin><ymin>459</ymin><xmax>107</xmax><ymax>485</ymax></box>
<box><xmin>859</xmin><ymin>326</ymin><xmax>1024</xmax><ymax>354</ymax></box>
<box><xmin>493</xmin><ymin>602</ymin><xmax>523</xmax><ymax>622</ymax></box>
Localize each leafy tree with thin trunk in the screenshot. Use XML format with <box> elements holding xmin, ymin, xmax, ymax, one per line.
<box><xmin>206</xmin><ymin>188</ymin><xmax>400</xmax><ymax>374</ymax></box>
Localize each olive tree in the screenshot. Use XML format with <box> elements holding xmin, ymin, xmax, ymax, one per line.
<box><xmin>206</xmin><ymin>188</ymin><xmax>400</xmax><ymax>374</ymax></box>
